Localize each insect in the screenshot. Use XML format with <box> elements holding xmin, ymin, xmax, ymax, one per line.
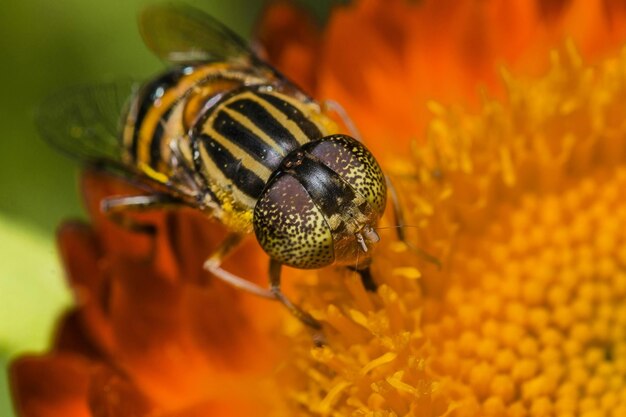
<box><xmin>38</xmin><ymin>3</ymin><xmax>411</xmax><ymax>330</ymax></box>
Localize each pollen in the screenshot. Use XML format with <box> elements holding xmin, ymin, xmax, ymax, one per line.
<box><xmin>424</xmin><ymin>171</ymin><xmax>626</xmax><ymax>415</ymax></box>
<box><xmin>272</xmin><ymin>45</ymin><xmax>626</xmax><ymax>416</ymax></box>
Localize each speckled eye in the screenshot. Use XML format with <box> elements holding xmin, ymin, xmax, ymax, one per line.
<box><xmin>253</xmin><ymin>173</ymin><xmax>334</xmax><ymax>269</ymax></box>
<box><xmin>308</xmin><ymin>135</ymin><xmax>386</xmax><ymax>215</ymax></box>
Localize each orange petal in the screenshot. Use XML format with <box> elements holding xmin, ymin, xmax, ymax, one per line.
<box><xmin>52</xmin><ymin>310</ymin><xmax>100</xmax><ymax>359</ymax></box>
<box><xmin>57</xmin><ymin>221</ymin><xmax>116</xmax><ymax>353</ymax></box>
<box><xmin>10</xmin><ymin>355</ymin><xmax>92</xmax><ymax>417</ymax></box>
<box><xmin>255</xmin><ymin>0</ymin><xmax>322</xmax><ymax>93</ymax></box>
<box><xmin>87</xmin><ymin>366</ymin><xmax>153</xmax><ymax>417</ymax></box>
<box><xmin>159</xmin><ymin>398</ymin><xmax>273</xmax><ymax>417</ymax></box>
<box><xmin>79</xmin><ymin>170</ymin><xmax>157</xmax><ymax>263</ymax></box>
<box><xmin>99</xmin><ymin>247</ymin><xmax>282</xmax><ymax>412</ymax></box>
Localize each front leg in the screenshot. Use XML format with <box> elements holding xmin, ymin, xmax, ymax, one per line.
<box><xmin>203</xmin><ymin>233</ymin><xmax>275</xmax><ymax>299</ymax></box>
<box><xmin>347</xmin><ymin>264</ymin><xmax>377</xmax><ymax>292</ymax></box>
<box><xmin>386</xmin><ymin>175</ymin><xmax>441</xmax><ymax>268</ymax></box>
<box><xmin>203</xmin><ymin>236</ymin><xmax>321</xmax><ymax>330</ymax></box>
<box><xmin>269</xmin><ymin>260</ymin><xmax>321</xmax><ymax>330</ymax></box>
<box><xmin>322</xmin><ymin>99</ymin><xmax>362</xmax><ymax>141</ymax></box>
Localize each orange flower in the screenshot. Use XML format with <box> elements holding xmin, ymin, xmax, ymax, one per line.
<box><xmin>11</xmin><ymin>1</ymin><xmax>626</xmax><ymax>416</ymax></box>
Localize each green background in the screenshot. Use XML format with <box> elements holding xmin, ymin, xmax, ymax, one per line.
<box><xmin>0</xmin><ymin>1</ymin><xmax>334</xmax><ymax>415</ymax></box>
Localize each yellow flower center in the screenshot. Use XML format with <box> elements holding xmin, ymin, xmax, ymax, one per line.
<box><xmin>426</xmin><ymin>171</ymin><xmax>626</xmax><ymax>416</ymax></box>
<box><xmin>272</xmin><ymin>44</ymin><xmax>626</xmax><ymax>417</ymax></box>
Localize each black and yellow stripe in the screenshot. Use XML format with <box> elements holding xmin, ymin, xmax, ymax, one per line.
<box><xmin>123</xmin><ymin>62</ymin><xmax>337</xmax><ymax>230</ymax></box>
<box><xmin>192</xmin><ymin>86</ymin><xmax>328</xmax><ymax>207</ymax></box>
<box><xmin>124</xmin><ymin>63</ymin><xmax>266</xmax><ymax>181</ymax></box>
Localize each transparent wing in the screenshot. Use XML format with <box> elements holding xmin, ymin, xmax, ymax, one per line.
<box><xmin>139</xmin><ymin>3</ymin><xmax>255</xmax><ymax>64</ymax></box>
<box><xmin>36</xmin><ymin>80</ymin><xmax>136</xmax><ymax>167</ymax></box>
<box><xmin>139</xmin><ymin>3</ymin><xmax>309</xmax><ymax>100</ymax></box>
<box><xmin>37</xmin><ymin>80</ymin><xmax>212</xmax><ymax>206</ymax></box>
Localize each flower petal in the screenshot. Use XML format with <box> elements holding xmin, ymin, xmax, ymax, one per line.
<box><xmin>57</xmin><ymin>220</ymin><xmax>115</xmax><ymax>353</ymax></box>
<box><xmin>52</xmin><ymin>310</ymin><xmax>100</xmax><ymax>359</ymax></box>
<box><xmin>87</xmin><ymin>366</ymin><xmax>153</xmax><ymax>417</ymax></box>
<box><xmin>10</xmin><ymin>354</ymin><xmax>91</xmax><ymax>417</ymax></box>
<box><xmin>256</xmin><ymin>1</ymin><xmax>321</xmax><ymax>93</ymax></box>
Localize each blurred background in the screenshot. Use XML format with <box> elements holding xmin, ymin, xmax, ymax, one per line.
<box><xmin>0</xmin><ymin>0</ymin><xmax>334</xmax><ymax>415</ymax></box>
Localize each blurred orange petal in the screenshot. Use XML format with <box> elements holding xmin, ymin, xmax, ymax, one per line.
<box><xmin>256</xmin><ymin>0</ymin><xmax>321</xmax><ymax>93</ymax></box>
<box><xmin>11</xmin><ymin>355</ymin><xmax>92</xmax><ymax>417</ymax></box>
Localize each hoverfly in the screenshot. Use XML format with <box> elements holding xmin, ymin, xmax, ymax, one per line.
<box><xmin>38</xmin><ymin>3</ymin><xmax>400</xmax><ymax>330</ymax></box>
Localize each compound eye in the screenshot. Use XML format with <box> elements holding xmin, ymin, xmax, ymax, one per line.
<box><xmin>254</xmin><ymin>173</ymin><xmax>334</xmax><ymax>269</ymax></box>
<box><xmin>309</xmin><ymin>135</ymin><xmax>386</xmax><ymax>215</ymax></box>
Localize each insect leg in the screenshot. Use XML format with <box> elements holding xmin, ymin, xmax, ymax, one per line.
<box><xmin>203</xmin><ymin>234</ymin><xmax>275</xmax><ymax>299</ymax></box>
<box><xmin>269</xmin><ymin>260</ymin><xmax>322</xmax><ymax>330</ymax></box>
<box><xmin>101</xmin><ymin>194</ymin><xmax>180</xmax><ymax>234</ymax></box>
<box><xmin>347</xmin><ymin>264</ymin><xmax>377</xmax><ymax>292</ymax></box>
<box><xmin>322</xmin><ymin>99</ymin><xmax>362</xmax><ymax>141</ymax></box>
<box><xmin>204</xmin><ymin>241</ymin><xmax>322</xmax><ymax>329</ymax></box>
<box><xmin>386</xmin><ymin>175</ymin><xmax>442</xmax><ymax>268</ymax></box>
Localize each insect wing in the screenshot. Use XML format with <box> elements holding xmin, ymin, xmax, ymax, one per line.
<box><xmin>139</xmin><ymin>3</ymin><xmax>254</xmax><ymax>64</ymax></box>
<box><xmin>36</xmin><ymin>80</ymin><xmax>135</xmax><ymax>169</ymax></box>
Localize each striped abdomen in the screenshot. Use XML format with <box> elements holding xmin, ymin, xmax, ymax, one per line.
<box><xmin>123</xmin><ymin>63</ymin><xmax>339</xmax><ymax>231</ymax></box>
<box><xmin>192</xmin><ymin>86</ymin><xmax>337</xmax><ymax>220</ymax></box>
